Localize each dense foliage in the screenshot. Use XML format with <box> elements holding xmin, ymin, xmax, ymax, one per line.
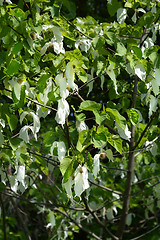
<box><xmin>1</xmin><ymin>0</ymin><xmax>160</xmax><ymax>239</ymax></box>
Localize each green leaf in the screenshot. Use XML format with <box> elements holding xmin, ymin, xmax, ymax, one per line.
<box><xmin>37</xmin><ymin>74</ymin><xmax>50</xmax><ymax>92</ymax></box>
<box><xmin>127</xmin><ymin>108</ymin><xmax>139</xmax><ymax>125</ymax></box>
<box><xmin>76</xmin><ymin>68</ymin><xmax>88</xmax><ymax>83</ymax></box>
<box><xmin>92</xmin><ymin>132</ymin><xmax>106</xmax><ymax>148</ymax></box>
<box><xmin>5</xmin><ymin>114</ymin><xmax>18</xmax><ymax>132</ymax></box>
<box><xmin>43</xmin><ymin>131</ymin><xmax>57</xmax><ymax>147</ymax></box>
<box><xmin>34</xmin><ymin>51</ymin><xmax>41</xmax><ymax>64</ymax></box>
<box><xmin>116</xmin><ymin>42</ymin><xmax>127</xmax><ymax>56</ymax></box>
<box><xmin>107</xmin><ymin>135</ymin><xmax>122</xmax><ymax>154</ymax></box>
<box><xmin>60</xmin><ymin>157</ymin><xmax>74</xmax><ymax>183</ymax></box>
<box><xmin>7</xmin><ymin>60</ymin><xmax>20</xmax><ymax>76</ymax></box>
<box><xmin>80</xmin><ymin>100</ymin><xmax>101</xmax><ymax>111</ymax></box>
<box><xmin>75</xmin><ymin>113</ymin><xmax>86</xmax><ymax>122</ymax></box>
<box><xmin>132</xmin><ymin>46</ymin><xmax>142</xmax><ymax>59</ymax></box>
<box><xmin>93</xmin><ymin>110</ymin><xmax>107</xmax><ymax>125</ymax></box>
<box><xmin>62</xmin><ymin>0</ymin><xmax>76</xmax><ymax>20</ymax></box>
<box><xmin>12</xmin><ymin>84</ymin><xmax>26</xmax><ymax>108</ymax></box>
<box><xmin>12</xmin><ymin>42</ymin><xmax>23</xmax><ymax>55</ymax></box>
<box><xmin>106</xmin><ymin>149</ymin><xmax>113</xmax><ymax>161</ymax></box>
<box><xmin>9</xmin><ymin>137</ymin><xmax>22</xmax><ymax>150</ymax></box>
<box><xmin>92</xmin><ymin>36</ymin><xmax>105</xmax><ymax>50</ymax></box>
<box><xmin>76</xmin><ymin>130</ymin><xmax>90</xmax><ymax>152</ymax></box>
<box><xmin>106</xmin><ymin>108</ymin><xmax>126</xmax><ymax>130</ymax></box>
<box><xmin>107</xmin><ymin>0</ymin><xmax>121</xmax><ymax>16</ymax></box>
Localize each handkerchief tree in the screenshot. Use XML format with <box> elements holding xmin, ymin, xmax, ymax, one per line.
<box><xmin>0</xmin><ymin>0</ymin><xmax>160</xmax><ymax>239</ymax></box>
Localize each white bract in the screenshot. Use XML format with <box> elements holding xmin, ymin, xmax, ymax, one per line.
<box><xmin>50</xmin><ymin>141</ymin><xmax>66</xmax><ymax>161</ymax></box>
<box><xmin>46</xmin><ymin>210</ymin><xmax>56</xmax><ymax>229</ymax></box>
<box><xmin>117</xmin><ymin>8</ymin><xmax>127</xmax><ymax>24</ymax></box>
<box><xmin>19</xmin><ymin>126</ymin><xmax>31</xmax><ymax>143</ymax></box>
<box><xmin>20</xmin><ymin>111</ymin><xmax>40</xmax><ymax>134</ymax></box>
<box><xmin>134</xmin><ymin>64</ymin><xmax>146</xmax><ymax>81</ymax></box>
<box><xmin>41</xmin><ymin>25</ymin><xmax>65</xmax><ymax>55</ymax></box>
<box><xmin>62</xmin><ymin>176</ymin><xmax>74</xmax><ymax>199</ymax></box>
<box><xmin>93</xmin><ymin>154</ymin><xmax>100</xmax><ymax>179</ymax></box>
<box><xmin>55</xmin><ymin>98</ymin><xmax>70</xmax><ymax>126</ymax></box>
<box><xmin>55</xmin><ymin>73</ymin><xmax>69</xmax><ymax>99</ymax></box>
<box><xmin>76</xmin><ymin>121</ymin><xmax>88</xmax><ymax>133</ymax></box>
<box><xmin>75</xmin><ymin>38</ymin><xmax>91</xmax><ymax>52</ymax></box>
<box><xmin>116</xmin><ymin>123</ymin><xmax>131</xmax><ymax>140</ymax></box>
<box><xmin>16</xmin><ymin>165</ymin><xmax>25</xmax><ymax>183</ymax></box>
<box><xmin>9</xmin><ymin>176</ymin><xmax>18</xmax><ymax>193</ymax></box>
<box><xmin>19</xmin><ymin>112</ymin><xmax>40</xmax><ymax>142</ymax></box>
<box><xmin>39</xmin><ymin>78</ymin><xmax>53</xmax><ymax>105</ymax></box>
<box><xmin>9</xmin><ymin>78</ymin><xmax>31</xmax><ymax>100</ymax></box>
<box><xmin>66</xmin><ymin>62</ymin><xmax>78</xmax><ymax>91</ymax></box>
<box><xmin>149</xmin><ymin>95</ymin><xmax>157</xmax><ymax>118</ymax></box>
<box><xmin>107</xmin><ymin>62</ymin><xmax>118</xmax><ymax>94</ymax></box>
<box><xmin>74</xmin><ymin>164</ymin><xmax>90</xmax><ymax>198</ymax></box>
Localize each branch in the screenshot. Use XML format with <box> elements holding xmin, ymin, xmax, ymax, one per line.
<box><xmin>119</xmin><ymin>35</ymin><xmax>140</xmax><ymax>39</ymax></box>
<box><xmin>101</xmin><ymin>164</ymin><xmax>128</xmax><ymax>172</ymax></box>
<box><xmin>78</xmin><ymin>76</ymin><xmax>99</xmax><ymax>91</ymax></box>
<box><xmin>134</xmin><ymin>106</ymin><xmax>160</xmax><ymax>150</ymax></box>
<box><xmin>116</xmin><ymin>75</ymin><xmax>138</xmax><ymax>239</ymax></box>
<box><xmin>26</xmin><ymin>97</ymin><xmax>57</xmax><ymax>112</ymax></box>
<box><xmin>129</xmin><ymin>223</ymin><xmax>160</xmax><ymax>240</ymax></box>
<box><xmin>28</xmin><ymin>150</ymin><xmax>59</xmax><ymax>165</ymax></box>
<box><xmin>65</xmin><ymin>119</ymin><xmax>71</xmax><ymax>148</ymax></box>
<box><xmin>22</xmin><ymin>0</ymin><xmax>33</xmax><ymax>18</ymax></box>
<box><xmin>4</xmin><ymin>88</ymin><xmax>57</xmax><ymax>112</ymax></box>
<box><xmin>61</xmin><ymin>15</ymin><xmax>93</xmax><ymax>40</ymax></box>
<box><xmin>81</xmin><ymin>193</ymin><xmax>119</xmax><ymax>240</ymax></box>
<box><xmin>54</xmin><ymin>207</ymin><xmax>102</xmax><ymax>240</ymax></box>
<box><xmin>89</xmin><ymin>179</ymin><xmax>122</xmax><ymax>195</ymax></box>
<box><xmin>139</xmin><ymin>15</ymin><xmax>160</xmax><ymax>48</ymax></box>
<box><xmin>0</xmin><ymin>194</ymin><xmax>7</xmax><ymax>240</ymax></box>
<box><xmin>8</xmin><ymin>24</ymin><xmax>25</xmax><ymax>38</ymax></box>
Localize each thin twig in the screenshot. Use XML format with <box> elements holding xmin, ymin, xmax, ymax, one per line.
<box><xmin>61</xmin><ymin>15</ymin><xmax>93</xmax><ymax>40</ymax></box>
<box><xmin>89</xmin><ymin>179</ymin><xmax>122</xmax><ymax>195</ymax></box>
<box><xmin>26</xmin><ymin>97</ymin><xmax>57</xmax><ymax>112</ymax></box>
<box><xmin>129</xmin><ymin>223</ymin><xmax>160</xmax><ymax>240</ymax></box>
<box><xmin>101</xmin><ymin>164</ymin><xmax>128</xmax><ymax>172</ymax></box>
<box><xmin>8</xmin><ymin>24</ymin><xmax>25</xmax><ymax>38</ymax></box>
<box><xmin>134</xmin><ymin>106</ymin><xmax>160</xmax><ymax>150</ymax></box>
<box><xmin>54</xmin><ymin>207</ymin><xmax>102</xmax><ymax>240</ymax></box>
<box><xmin>119</xmin><ymin>35</ymin><xmax>140</xmax><ymax>39</ymax></box>
<box><xmin>81</xmin><ymin>193</ymin><xmax>119</xmax><ymax>240</ymax></box>
<box><xmin>78</xmin><ymin>76</ymin><xmax>99</xmax><ymax>91</ymax></box>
